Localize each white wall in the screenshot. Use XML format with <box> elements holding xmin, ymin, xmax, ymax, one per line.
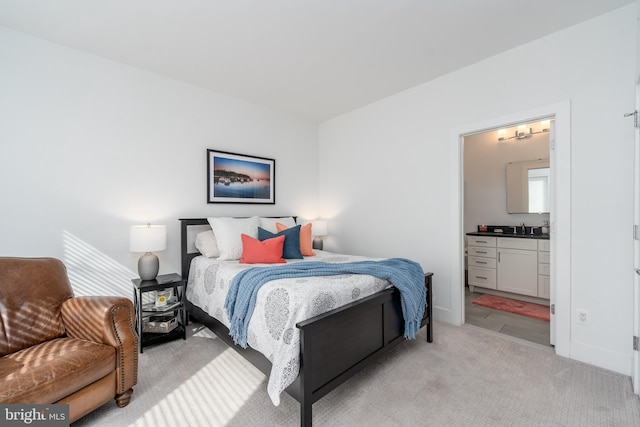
<box><xmin>464</xmin><ymin>128</ymin><xmax>550</xmax><ymax>234</ymax></box>
<box><xmin>0</xmin><ymin>5</ymin><xmax>636</xmax><ymax>378</ymax></box>
<box><xmin>0</xmin><ymin>26</ymin><xmax>319</xmax><ymax>298</ymax></box>
<box><xmin>319</xmin><ymin>5</ymin><xmax>637</xmax><ymax>375</ymax></box>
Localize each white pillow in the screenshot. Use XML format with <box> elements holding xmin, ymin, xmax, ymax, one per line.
<box><xmin>259</xmin><ymin>217</ymin><xmax>296</xmax><ymax>234</ymax></box>
<box><xmin>207</xmin><ymin>216</ymin><xmax>260</xmax><ymax>260</ymax></box>
<box><xmin>195</xmin><ymin>230</ymin><xmax>219</xmax><ymax>258</ymax></box>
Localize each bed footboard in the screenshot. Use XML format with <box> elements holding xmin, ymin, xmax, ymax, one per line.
<box><xmin>295</xmin><ymin>273</ymin><xmax>433</xmax><ymax>427</ymax></box>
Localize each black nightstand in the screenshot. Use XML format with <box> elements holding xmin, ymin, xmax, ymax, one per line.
<box><xmin>132</xmin><ymin>273</ymin><xmax>187</xmax><ymax>353</ymax></box>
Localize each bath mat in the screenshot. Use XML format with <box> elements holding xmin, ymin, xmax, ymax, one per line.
<box><xmin>472</xmin><ymin>294</ymin><xmax>550</xmax><ymax>322</ymax></box>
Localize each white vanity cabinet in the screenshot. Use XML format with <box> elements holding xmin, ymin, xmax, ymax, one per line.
<box><xmin>467</xmin><ymin>236</ymin><xmax>497</xmax><ymax>290</ymax></box>
<box><xmin>467</xmin><ymin>235</ymin><xmax>549</xmax><ymax>299</ymax></box>
<box><xmin>496</xmin><ymin>238</ymin><xmax>538</xmax><ymax>297</ymax></box>
<box><xmin>537</xmin><ymin>239</ymin><xmax>551</xmax><ymax>299</ymax></box>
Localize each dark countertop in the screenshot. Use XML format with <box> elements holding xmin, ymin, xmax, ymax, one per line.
<box><xmin>466</xmin><ymin>231</ymin><xmax>550</xmax><ymax>240</ymax></box>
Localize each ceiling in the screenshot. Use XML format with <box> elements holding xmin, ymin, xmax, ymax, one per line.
<box><xmin>0</xmin><ymin>0</ymin><xmax>633</xmax><ymax>122</ymax></box>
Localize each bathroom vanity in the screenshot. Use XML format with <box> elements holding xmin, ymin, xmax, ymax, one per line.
<box><xmin>467</xmin><ymin>229</ymin><xmax>550</xmax><ymax>302</ymax></box>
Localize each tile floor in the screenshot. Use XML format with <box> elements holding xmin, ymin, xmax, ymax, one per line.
<box><xmin>465</xmin><ymin>287</ymin><xmax>551</xmax><ymax>346</ymax></box>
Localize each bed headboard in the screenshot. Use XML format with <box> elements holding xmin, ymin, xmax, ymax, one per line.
<box><xmin>180</xmin><ymin>218</ymin><xmax>210</xmax><ymax>280</ymax></box>
<box><xmin>179</xmin><ymin>217</ymin><xmax>298</xmax><ymax>280</ymax></box>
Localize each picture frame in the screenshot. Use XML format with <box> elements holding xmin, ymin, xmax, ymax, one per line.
<box><xmin>207</xmin><ymin>149</ymin><xmax>275</xmax><ymax>204</ymax></box>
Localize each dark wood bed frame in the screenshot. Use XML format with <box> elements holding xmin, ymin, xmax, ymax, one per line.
<box><xmin>180</xmin><ymin>218</ymin><xmax>433</xmax><ymax>427</ymax></box>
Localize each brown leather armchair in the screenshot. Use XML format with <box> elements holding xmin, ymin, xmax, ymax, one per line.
<box><xmin>0</xmin><ymin>257</ymin><xmax>138</xmax><ymax>422</ymax></box>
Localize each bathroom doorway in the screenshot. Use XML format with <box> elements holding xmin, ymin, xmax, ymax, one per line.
<box><xmin>451</xmin><ymin>102</ymin><xmax>571</xmax><ymax>357</ymax></box>
<box><xmin>462</xmin><ymin>122</ymin><xmax>552</xmax><ymax>346</ymax></box>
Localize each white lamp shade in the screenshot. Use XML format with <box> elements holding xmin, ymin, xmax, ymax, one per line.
<box><xmin>311</xmin><ymin>220</ymin><xmax>328</xmax><ymax>237</ymax></box>
<box><xmin>130</xmin><ymin>224</ymin><xmax>167</xmax><ymax>252</ymax></box>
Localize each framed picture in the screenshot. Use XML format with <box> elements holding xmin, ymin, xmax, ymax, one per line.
<box><xmin>207</xmin><ymin>149</ymin><xmax>275</xmax><ymax>204</ymax></box>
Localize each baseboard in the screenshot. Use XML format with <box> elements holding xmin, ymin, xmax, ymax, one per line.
<box><xmin>570</xmin><ymin>341</ymin><xmax>632</xmax><ymax>377</ymax></box>
<box><xmin>433</xmin><ymin>306</ymin><xmax>454</xmax><ymax>325</ymax></box>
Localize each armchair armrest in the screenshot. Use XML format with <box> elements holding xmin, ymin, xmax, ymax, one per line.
<box><xmin>61</xmin><ymin>296</ymin><xmax>138</xmax><ymax>395</ymax></box>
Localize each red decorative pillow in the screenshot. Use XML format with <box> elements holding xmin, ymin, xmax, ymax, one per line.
<box><xmin>277</xmin><ymin>222</ymin><xmax>316</xmax><ymax>256</ymax></box>
<box><xmin>239</xmin><ymin>234</ymin><xmax>286</xmax><ymax>264</ymax></box>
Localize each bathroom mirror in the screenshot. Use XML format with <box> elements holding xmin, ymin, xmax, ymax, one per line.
<box><xmin>506</xmin><ymin>159</ymin><xmax>550</xmax><ymax>213</ymax></box>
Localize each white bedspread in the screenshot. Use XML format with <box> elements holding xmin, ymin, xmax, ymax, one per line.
<box><xmin>186</xmin><ymin>250</ymin><xmax>392</xmax><ymax>405</ymax></box>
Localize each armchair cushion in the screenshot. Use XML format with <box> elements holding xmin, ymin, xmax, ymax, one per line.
<box><xmin>0</xmin><ymin>337</ymin><xmax>115</xmax><ymax>404</ymax></box>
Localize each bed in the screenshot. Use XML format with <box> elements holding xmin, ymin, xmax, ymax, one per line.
<box><xmin>180</xmin><ymin>217</ymin><xmax>433</xmax><ymax>427</ymax></box>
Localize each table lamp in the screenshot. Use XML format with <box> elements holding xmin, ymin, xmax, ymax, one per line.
<box><xmin>311</xmin><ymin>220</ymin><xmax>328</xmax><ymax>250</ymax></box>
<box><xmin>130</xmin><ymin>224</ymin><xmax>166</xmax><ymax>280</ymax></box>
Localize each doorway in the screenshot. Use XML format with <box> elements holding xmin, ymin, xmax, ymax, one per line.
<box><xmin>450</xmin><ymin>101</ymin><xmax>571</xmax><ymax>358</ymax></box>
<box><xmin>462</xmin><ymin>122</ymin><xmax>551</xmax><ymax>346</ymax></box>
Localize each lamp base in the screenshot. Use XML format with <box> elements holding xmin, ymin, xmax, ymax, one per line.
<box><xmin>138</xmin><ymin>252</ymin><xmax>159</xmax><ymax>281</ymax></box>
<box><xmin>312</xmin><ymin>237</ymin><xmax>323</xmax><ymax>250</ymax></box>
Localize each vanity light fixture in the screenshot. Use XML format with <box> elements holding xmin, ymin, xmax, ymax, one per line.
<box><xmin>498</xmin><ymin>121</ymin><xmax>550</xmax><ymax>142</ymax></box>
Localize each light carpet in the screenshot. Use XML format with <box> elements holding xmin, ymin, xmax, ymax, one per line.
<box><xmin>73</xmin><ymin>322</ymin><xmax>640</xmax><ymax>426</ymax></box>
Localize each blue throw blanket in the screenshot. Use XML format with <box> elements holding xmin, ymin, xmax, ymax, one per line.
<box><xmin>224</xmin><ymin>258</ymin><xmax>427</xmax><ymax>348</ymax></box>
